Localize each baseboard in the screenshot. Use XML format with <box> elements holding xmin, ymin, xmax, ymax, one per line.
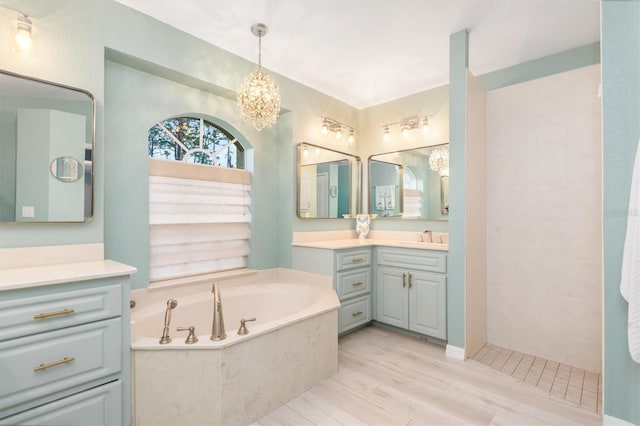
<box><xmin>445</xmin><ymin>344</ymin><xmax>465</xmax><ymax>360</ymax></box>
<box><xmin>604</xmin><ymin>414</ymin><xmax>636</xmax><ymax>426</ymax></box>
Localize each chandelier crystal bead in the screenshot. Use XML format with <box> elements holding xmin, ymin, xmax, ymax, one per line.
<box><xmin>237</xmin><ymin>23</ymin><xmax>281</xmax><ymax>131</ymax></box>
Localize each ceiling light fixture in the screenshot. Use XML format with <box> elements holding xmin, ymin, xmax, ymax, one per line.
<box><xmin>237</xmin><ymin>23</ymin><xmax>281</xmax><ymax>131</ymax></box>
<box><xmin>320</xmin><ymin>116</ymin><xmax>355</xmax><ymax>143</ymax></box>
<box><xmin>381</xmin><ymin>114</ymin><xmax>433</xmax><ymax>141</ymax></box>
<box><xmin>15</xmin><ymin>15</ymin><xmax>32</xmax><ymax>51</ymax></box>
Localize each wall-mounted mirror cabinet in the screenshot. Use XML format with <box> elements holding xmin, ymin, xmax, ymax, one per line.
<box><xmin>297</xmin><ymin>143</ymin><xmax>361</xmax><ymax>219</ymax></box>
<box><xmin>0</xmin><ymin>70</ymin><xmax>95</xmax><ymax>222</ymax></box>
<box><xmin>368</xmin><ymin>143</ymin><xmax>449</xmax><ymax>220</ymax></box>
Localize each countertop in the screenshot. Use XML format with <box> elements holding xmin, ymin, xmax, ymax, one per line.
<box><xmin>0</xmin><ymin>259</ymin><xmax>137</xmax><ymax>292</ymax></box>
<box><xmin>291</xmin><ymin>238</ymin><xmax>448</xmax><ymax>251</ymax></box>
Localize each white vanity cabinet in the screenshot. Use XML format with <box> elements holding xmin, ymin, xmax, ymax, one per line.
<box><xmin>375</xmin><ymin>247</ymin><xmax>447</xmax><ymax>339</ymax></box>
<box><xmin>0</xmin><ymin>262</ymin><xmax>134</xmax><ymax>426</ymax></box>
<box><xmin>292</xmin><ymin>246</ymin><xmax>372</xmax><ymax>334</ymax></box>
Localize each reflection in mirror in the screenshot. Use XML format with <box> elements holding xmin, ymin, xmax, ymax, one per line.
<box><xmin>50</xmin><ymin>156</ymin><xmax>83</xmax><ymax>182</ymax></box>
<box><xmin>368</xmin><ymin>143</ymin><xmax>449</xmax><ymax>220</ymax></box>
<box><xmin>297</xmin><ymin>143</ymin><xmax>361</xmax><ymax>219</ymax></box>
<box><xmin>0</xmin><ymin>70</ymin><xmax>95</xmax><ymax>222</ymax></box>
<box><xmin>441</xmin><ymin>176</ymin><xmax>449</xmax><ymax>214</ymax></box>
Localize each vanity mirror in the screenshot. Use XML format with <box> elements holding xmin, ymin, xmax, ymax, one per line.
<box><xmin>297</xmin><ymin>142</ymin><xmax>361</xmax><ymax>219</ymax></box>
<box><xmin>368</xmin><ymin>143</ymin><xmax>449</xmax><ymax>220</ymax></box>
<box><xmin>0</xmin><ymin>70</ymin><xmax>95</xmax><ymax>222</ymax></box>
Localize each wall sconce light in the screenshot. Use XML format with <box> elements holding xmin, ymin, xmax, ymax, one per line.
<box><xmin>320</xmin><ymin>117</ymin><xmax>355</xmax><ymax>145</ymax></box>
<box><xmin>382</xmin><ymin>114</ymin><xmax>433</xmax><ymax>141</ymax></box>
<box><xmin>15</xmin><ymin>15</ymin><xmax>32</xmax><ymax>51</ymax></box>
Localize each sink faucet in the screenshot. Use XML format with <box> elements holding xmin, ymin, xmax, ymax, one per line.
<box><xmin>210</xmin><ymin>283</ymin><xmax>226</xmax><ymax>341</ymax></box>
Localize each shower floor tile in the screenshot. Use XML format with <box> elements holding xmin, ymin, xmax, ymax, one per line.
<box><xmin>473</xmin><ymin>343</ymin><xmax>602</xmax><ymax>414</ymax></box>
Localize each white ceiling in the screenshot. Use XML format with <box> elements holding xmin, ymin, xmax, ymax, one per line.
<box><xmin>115</xmin><ymin>0</ymin><xmax>600</xmax><ymax>109</ymax></box>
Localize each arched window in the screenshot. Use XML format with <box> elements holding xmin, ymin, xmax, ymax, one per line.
<box><xmin>148</xmin><ymin>117</ymin><xmax>245</xmax><ymax>168</ymax></box>
<box><xmin>147</xmin><ymin>116</ymin><xmax>251</xmax><ymax>285</ymax></box>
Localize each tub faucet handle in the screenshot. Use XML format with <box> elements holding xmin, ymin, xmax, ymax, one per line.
<box><xmin>176</xmin><ymin>326</ymin><xmax>199</xmax><ymax>344</ymax></box>
<box><xmin>237</xmin><ymin>318</ymin><xmax>256</xmax><ymax>335</ymax></box>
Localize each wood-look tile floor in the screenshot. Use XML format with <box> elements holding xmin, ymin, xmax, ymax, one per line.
<box><xmin>472</xmin><ymin>343</ymin><xmax>602</xmax><ymax>414</ymax></box>
<box><xmin>254</xmin><ymin>326</ymin><xmax>602</xmax><ymax>426</ymax></box>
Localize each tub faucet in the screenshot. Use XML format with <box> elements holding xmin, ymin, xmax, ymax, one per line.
<box><xmin>210</xmin><ymin>283</ymin><xmax>227</xmax><ymax>341</ymax></box>
<box><xmin>159</xmin><ymin>299</ymin><xmax>178</xmax><ymax>344</ymax></box>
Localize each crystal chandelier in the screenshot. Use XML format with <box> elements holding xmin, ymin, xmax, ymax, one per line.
<box><xmin>237</xmin><ymin>23</ymin><xmax>281</xmax><ymax>131</ymax></box>
<box><xmin>429</xmin><ymin>146</ymin><xmax>449</xmax><ymax>176</ymax></box>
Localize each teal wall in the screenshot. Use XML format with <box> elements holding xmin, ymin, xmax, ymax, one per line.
<box><xmin>602</xmin><ymin>1</ymin><xmax>640</xmax><ymax>423</ymax></box>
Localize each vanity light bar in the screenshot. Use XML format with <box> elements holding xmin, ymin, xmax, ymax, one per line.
<box><xmin>321</xmin><ymin>116</ymin><xmax>355</xmax><ymax>144</ymax></box>
<box><xmin>382</xmin><ymin>114</ymin><xmax>433</xmax><ymax>141</ymax></box>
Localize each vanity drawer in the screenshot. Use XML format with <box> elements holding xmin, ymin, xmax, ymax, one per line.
<box><xmin>377</xmin><ymin>248</ymin><xmax>447</xmax><ymax>273</ymax></box>
<box><xmin>0</xmin><ymin>284</ymin><xmax>122</xmax><ymax>341</ymax></box>
<box><xmin>0</xmin><ymin>317</ymin><xmax>122</xmax><ymax>413</ymax></box>
<box><xmin>339</xmin><ymin>295</ymin><xmax>371</xmax><ymax>333</ymax></box>
<box><xmin>0</xmin><ymin>380</ymin><xmax>122</xmax><ymax>426</ymax></box>
<box><xmin>337</xmin><ymin>269</ymin><xmax>371</xmax><ymax>299</ymax></box>
<box><xmin>336</xmin><ymin>248</ymin><xmax>371</xmax><ymax>271</ymax></box>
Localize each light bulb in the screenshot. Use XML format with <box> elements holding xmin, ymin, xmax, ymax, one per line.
<box><xmin>383</xmin><ymin>126</ymin><xmax>390</xmax><ymax>142</ymax></box>
<box><xmin>348</xmin><ymin>130</ymin><xmax>355</xmax><ymax>145</ymax></box>
<box><xmin>422</xmin><ymin>117</ymin><xmax>430</xmax><ymax>134</ymax></box>
<box><xmin>321</xmin><ymin>122</ymin><xmax>328</xmax><ymax>135</ymax></box>
<box><xmin>335</xmin><ymin>128</ymin><xmax>342</xmax><ymax>139</ymax></box>
<box><xmin>15</xmin><ymin>16</ymin><xmax>32</xmax><ymax>52</ymax></box>
<box><xmin>401</xmin><ymin>127</ymin><xmax>409</xmax><ymax>139</ymax></box>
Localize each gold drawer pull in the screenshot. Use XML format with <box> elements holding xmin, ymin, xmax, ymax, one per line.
<box><xmin>33</xmin><ymin>308</ymin><xmax>75</xmax><ymax>320</ymax></box>
<box><xmin>351</xmin><ymin>257</ymin><xmax>364</xmax><ymax>263</ymax></box>
<box><xmin>352</xmin><ymin>281</ymin><xmax>364</xmax><ymax>287</ymax></box>
<box><xmin>409</xmin><ymin>273</ymin><xmax>413</xmax><ymax>289</ymax></box>
<box><xmin>34</xmin><ymin>356</ymin><xmax>75</xmax><ymax>372</ymax></box>
<box><xmin>352</xmin><ymin>311</ymin><xmax>363</xmax><ymax>317</ymax></box>
<box><xmin>402</xmin><ymin>273</ymin><xmax>407</xmax><ymax>288</ymax></box>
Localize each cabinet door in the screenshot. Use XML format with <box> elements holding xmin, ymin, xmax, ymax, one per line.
<box><xmin>408</xmin><ymin>271</ymin><xmax>446</xmax><ymax>339</ymax></box>
<box><xmin>376</xmin><ymin>266</ymin><xmax>408</xmax><ymax>329</ymax></box>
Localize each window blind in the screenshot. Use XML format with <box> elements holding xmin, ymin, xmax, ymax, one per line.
<box><xmin>403</xmin><ymin>189</ymin><xmax>423</xmax><ymax>218</ymax></box>
<box><xmin>149</xmin><ymin>158</ymin><xmax>251</xmax><ymax>283</ymax></box>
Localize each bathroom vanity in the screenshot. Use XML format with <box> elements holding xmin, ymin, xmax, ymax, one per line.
<box><xmin>0</xmin><ymin>248</ymin><xmax>135</xmax><ymax>425</ymax></box>
<box><xmin>292</xmin><ymin>236</ymin><xmax>448</xmax><ymax>339</ymax></box>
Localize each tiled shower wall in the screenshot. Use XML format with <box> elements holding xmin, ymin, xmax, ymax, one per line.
<box><xmin>486</xmin><ymin>64</ymin><xmax>602</xmax><ymax>372</ymax></box>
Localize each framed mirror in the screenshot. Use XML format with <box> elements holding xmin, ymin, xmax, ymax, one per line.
<box><xmin>297</xmin><ymin>142</ymin><xmax>361</xmax><ymax>219</ymax></box>
<box><xmin>0</xmin><ymin>70</ymin><xmax>95</xmax><ymax>222</ymax></box>
<box><xmin>368</xmin><ymin>143</ymin><xmax>449</xmax><ymax>220</ymax></box>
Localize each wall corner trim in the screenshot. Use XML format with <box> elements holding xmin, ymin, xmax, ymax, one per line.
<box><xmin>445</xmin><ymin>344</ymin><xmax>465</xmax><ymax>361</ymax></box>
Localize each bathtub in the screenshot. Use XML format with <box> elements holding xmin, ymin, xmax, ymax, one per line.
<box><xmin>129</xmin><ymin>268</ymin><xmax>340</xmax><ymax>426</ymax></box>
